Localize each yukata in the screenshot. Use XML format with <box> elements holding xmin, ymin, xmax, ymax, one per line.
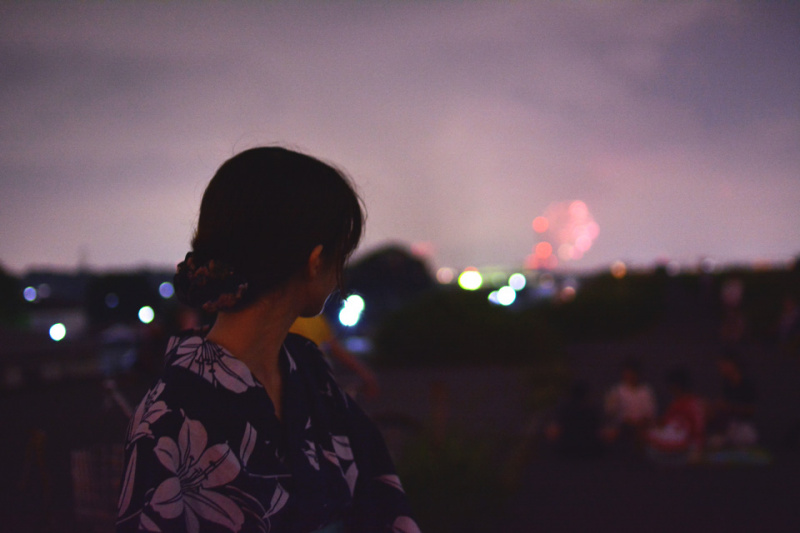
<box><xmin>116</xmin><ymin>332</ymin><xmax>419</xmax><ymax>533</ymax></box>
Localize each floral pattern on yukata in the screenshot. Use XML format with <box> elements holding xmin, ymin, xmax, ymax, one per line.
<box><xmin>116</xmin><ymin>332</ymin><xmax>419</xmax><ymax>533</ymax></box>
<box><xmin>169</xmin><ymin>335</ymin><xmax>257</xmax><ymax>393</ymax></box>
<box><xmin>150</xmin><ymin>415</ymin><xmax>244</xmax><ymax>531</ymax></box>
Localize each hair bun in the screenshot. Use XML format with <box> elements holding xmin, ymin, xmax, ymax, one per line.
<box><xmin>173</xmin><ymin>252</ymin><xmax>249</xmax><ymax>312</ymax></box>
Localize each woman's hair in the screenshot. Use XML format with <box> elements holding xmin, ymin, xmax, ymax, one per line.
<box><xmin>174</xmin><ymin>146</ymin><xmax>364</xmax><ymax>312</ymax></box>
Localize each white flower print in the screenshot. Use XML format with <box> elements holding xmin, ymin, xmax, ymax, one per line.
<box><xmin>126</xmin><ymin>381</ymin><xmax>169</xmax><ymax>445</ymax></box>
<box><xmin>264</xmin><ymin>483</ymin><xmax>289</xmax><ymax>519</ymax></box>
<box><xmin>117</xmin><ymin>447</ymin><xmax>138</xmax><ymax>516</ymax></box>
<box><xmin>239</xmin><ymin>423</ymin><xmax>257</xmax><ymax>467</ymax></box>
<box><xmin>300</xmin><ymin>418</ymin><xmax>320</xmax><ymax>470</ymax></box>
<box><xmin>119</xmin><ymin>384</ymin><xmax>170</xmax><ymax>517</ymax></box>
<box><xmin>165</xmin><ymin>335</ymin><xmax>181</xmax><ymax>355</ymax></box>
<box><xmin>151</xmin><ymin>415</ymin><xmax>244</xmax><ymax>532</ymax></box>
<box><xmin>139</xmin><ymin>512</ymin><xmax>162</xmax><ymax>532</ymax></box>
<box><xmin>284</xmin><ymin>347</ymin><xmax>297</xmax><ymax>373</ymax></box>
<box><xmin>326</xmin><ymin>435</ymin><xmax>358</xmax><ymax>496</ymax></box>
<box><xmin>331</xmin><ymin>436</ymin><xmax>354</xmax><ymax>461</ymax></box>
<box><xmin>303</xmin><ymin>440</ymin><xmax>320</xmax><ymax>470</ymax></box>
<box><xmin>172</xmin><ymin>336</ymin><xmax>257</xmax><ymax>393</ymax></box>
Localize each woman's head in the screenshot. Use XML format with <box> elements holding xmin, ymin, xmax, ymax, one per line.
<box><xmin>175</xmin><ymin>146</ymin><xmax>364</xmax><ymax>312</ymax></box>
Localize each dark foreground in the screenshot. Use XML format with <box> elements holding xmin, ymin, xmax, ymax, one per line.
<box><xmin>506</xmin><ymin>452</ymin><xmax>800</xmax><ymax>533</ymax></box>
<box><xmin>2</xmin><ymin>366</ymin><xmax>799</xmax><ymax>533</ymax></box>
<box><xmin>2</xmin><ymin>305</ymin><xmax>800</xmax><ymax>532</ymax></box>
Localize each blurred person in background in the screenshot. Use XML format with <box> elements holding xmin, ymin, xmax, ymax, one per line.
<box><xmin>290</xmin><ymin>314</ymin><xmax>380</xmax><ymax>401</ymax></box>
<box><xmin>645</xmin><ymin>367</ymin><xmax>706</xmax><ymax>465</ymax></box>
<box><xmin>719</xmin><ymin>277</ymin><xmax>747</xmax><ymax>349</ymax></box>
<box><xmin>602</xmin><ymin>358</ymin><xmax>657</xmax><ymax>450</ymax></box>
<box><xmin>707</xmin><ymin>353</ymin><xmax>758</xmax><ymax>450</ymax></box>
<box><xmin>116</xmin><ymin>147</ymin><xmax>419</xmax><ymax>533</ymax></box>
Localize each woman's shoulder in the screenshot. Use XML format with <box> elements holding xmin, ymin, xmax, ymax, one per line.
<box><xmin>126</xmin><ymin>336</ymin><xmax>262</xmax><ymax>446</ymax></box>
<box><xmin>283</xmin><ymin>332</ymin><xmax>350</xmax><ymax>406</ymax></box>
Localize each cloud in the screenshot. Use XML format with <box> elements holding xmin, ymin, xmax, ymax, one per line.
<box><xmin>1</xmin><ymin>2</ymin><xmax>798</xmax><ymax>271</ymax></box>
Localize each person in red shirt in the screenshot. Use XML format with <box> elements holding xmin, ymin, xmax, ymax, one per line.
<box><xmin>646</xmin><ymin>367</ymin><xmax>706</xmax><ymax>464</ymax></box>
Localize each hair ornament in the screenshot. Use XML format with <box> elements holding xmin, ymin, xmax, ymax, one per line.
<box><xmin>174</xmin><ymin>252</ymin><xmax>249</xmax><ymax>312</ymax></box>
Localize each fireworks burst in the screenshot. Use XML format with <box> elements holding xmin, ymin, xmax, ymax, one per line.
<box><xmin>527</xmin><ymin>200</ymin><xmax>599</xmax><ymax>269</ymax></box>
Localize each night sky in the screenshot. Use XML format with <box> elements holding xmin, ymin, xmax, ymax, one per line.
<box><xmin>2</xmin><ymin>2</ymin><xmax>798</xmax><ymax>274</ymax></box>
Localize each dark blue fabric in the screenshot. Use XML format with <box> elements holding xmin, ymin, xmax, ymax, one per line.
<box><xmin>116</xmin><ymin>332</ymin><xmax>417</xmax><ymax>533</ymax></box>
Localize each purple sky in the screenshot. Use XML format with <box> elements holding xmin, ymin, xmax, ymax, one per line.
<box><xmin>1</xmin><ymin>2</ymin><xmax>798</xmax><ymax>275</ymax></box>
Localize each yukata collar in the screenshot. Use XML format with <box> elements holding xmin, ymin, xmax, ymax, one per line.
<box><xmin>168</xmin><ymin>334</ymin><xmax>297</xmax><ymax>394</ymax></box>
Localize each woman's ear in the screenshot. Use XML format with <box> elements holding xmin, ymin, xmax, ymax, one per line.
<box><xmin>307</xmin><ymin>244</ymin><xmax>324</xmax><ymax>279</ymax></box>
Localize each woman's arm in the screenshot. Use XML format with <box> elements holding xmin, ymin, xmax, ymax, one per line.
<box><xmin>343</xmin><ymin>399</ymin><xmax>421</xmax><ymax>533</ymax></box>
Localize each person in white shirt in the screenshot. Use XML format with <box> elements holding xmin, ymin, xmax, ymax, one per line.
<box><xmin>603</xmin><ymin>358</ymin><xmax>657</xmax><ymax>446</ymax></box>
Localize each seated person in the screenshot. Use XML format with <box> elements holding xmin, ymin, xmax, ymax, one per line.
<box><xmin>708</xmin><ymin>353</ymin><xmax>758</xmax><ymax>449</ymax></box>
<box><xmin>646</xmin><ymin>367</ymin><xmax>706</xmax><ymax>464</ymax></box>
<box><xmin>603</xmin><ymin>358</ymin><xmax>657</xmax><ymax>445</ymax></box>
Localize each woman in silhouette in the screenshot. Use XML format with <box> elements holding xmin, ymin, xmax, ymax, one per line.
<box><xmin>117</xmin><ymin>147</ymin><xmax>418</xmax><ymax>533</ymax></box>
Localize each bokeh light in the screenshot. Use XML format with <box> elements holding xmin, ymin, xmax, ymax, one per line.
<box><xmin>525</xmin><ymin>253</ymin><xmax>558</xmax><ymax>270</ymax></box>
<box><xmin>610</xmin><ymin>260</ymin><xmax>627</xmax><ymax>279</ymax></box>
<box><xmin>560</xmin><ymin>286</ymin><xmax>577</xmax><ymax>302</ymax></box>
<box><xmin>508</xmin><ymin>273</ymin><xmax>526</xmax><ymax>291</ymax></box>
<box><xmin>558</xmin><ymin>244</ymin><xmax>574</xmax><ymax>260</ymax></box>
<box><xmin>535</xmin><ymin>242</ymin><xmax>553</xmax><ymax>259</ymax></box>
<box><xmin>532</xmin><ymin>216</ymin><xmax>549</xmax><ymax>233</ymax></box>
<box><xmin>37</xmin><ymin>283</ymin><xmax>51</xmax><ymax>299</ymax></box>
<box><xmin>23</xmin><ymin>286</ymin><xmax>37</xmax><ymax>302</ymax></box>
<box><xmin>339</xmin><ymin>294</ymin><xmax>365</xmax><ymax>327</ymax></box>
<box><xmin>436</xmin><ymin>267</ymin><xmax>456</xmax><ymax>284</ymax></box>
<box><xmin>497</xmin><ymin>286</ymin><xmax>516</xmax><ymax>306</ymax></box>
<box><xmin>105</xmin><ymin>293</ymin><xmax>119</xmax><ymax>309</ymax></box>
<box><xmin>569</xmin><ymin>200</ymin><xmax>588</xmax><ymax>218</ymax></box>
<box><xmin>575</xmin><ymin>235</ymin><xmax>592</xmax><ymax>253</ymax></box>
<box><xmin>666</xmin><ymin>261</ymin><xmax>681</xmax><ymax>277</ymax></box>
<box><xmin>410</xmin><ymin>241</ymin><xmax>435</xmax><ymax>259</ymax></box>
<box><xmin>530</xmin><ymin>200</ymin><xmax>599</xmax><ymax>267</ymax></box>
<box><xmin>159</xmin><ymin>282</ymin><xmax>175</xmax><ymax>299</ymax></box>
<box><xmin>458</xmin><ymin>269</ymin><xmax>483</xmax><ymax>291</ymax></box>
<box><xmin>138</xmin><ymin>306</ymin><xmax>155</xmax><ymax>324</ymax></box>
<box><xmin>49</xmin><ymin>323</ymin><xmax>66</xmax><ymax>341</ymax></box>
<box><xmin>345</xmin><ymin>294</ymin><xmax>365</xmax><ymax>313</ymax></box>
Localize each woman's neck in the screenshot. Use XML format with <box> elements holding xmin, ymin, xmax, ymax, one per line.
<box><xmin>206</xmin><ymin>287</ymin><xmax>301</xmax><ymax>418</ymax></box>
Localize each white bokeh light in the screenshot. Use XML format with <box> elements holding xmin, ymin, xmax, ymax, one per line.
<box><xmin>497</xmin><ymin>286</ymin><xmax>517</xmax><ymax>306</ymax></box>
<box><xmin>138</xmin><ymin>306</ymin><xmax>155</xmax><ymax>324</ymax></box>
<box><xmin>49</xmin><ymin>323</ymin><xmax>66</xmax><ymax>341</ymax></box>
<box><xmin>339</xmin><ymin>294</ymin><xmax>365</xmax><ymax>327</ymax></box>
<box><xmin>508</xmin><ymin>273</ymin><xmax>526</xmax><ymax>291</ymax></box>
<box><xmin>458</xmin><ymin>270</ymin><xmax>483</xmax><ymax>291</ymax></box>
